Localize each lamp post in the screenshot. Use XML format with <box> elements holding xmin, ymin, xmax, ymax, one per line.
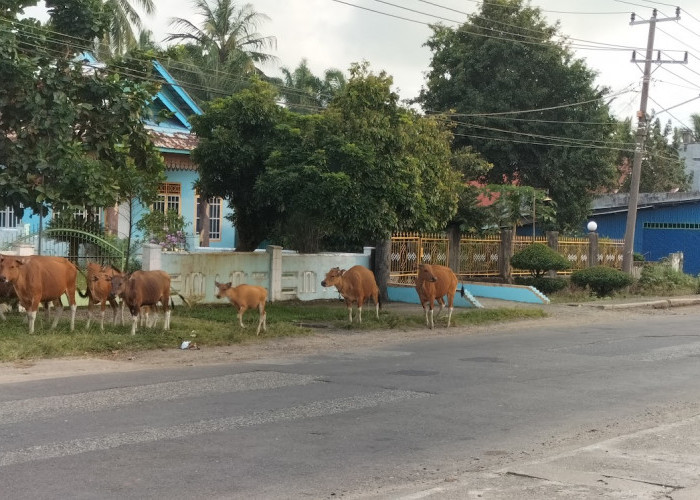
<box><xmin>532</xmin><ymin>189</ymin><xmax>552</xmax><ymax>242</ymax></box>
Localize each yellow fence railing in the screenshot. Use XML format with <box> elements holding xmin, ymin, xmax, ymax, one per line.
<box><xmin>389</xmin><ymin>233</ymin><xmax>623</xmax><ymax>283</ymax></box>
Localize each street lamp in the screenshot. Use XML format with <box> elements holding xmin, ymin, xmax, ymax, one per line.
<box><xmin>532</xmin><ymin>189</ymin><xmax>552</xmax><ymax>241</ymax></box>
<box><xmin>587</xmin><ymin>220</ymin><xmax>598</xmax><ymax>232</ymax></box>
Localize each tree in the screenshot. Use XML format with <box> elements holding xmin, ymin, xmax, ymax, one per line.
<box><xmin>417</xmin><ymin>0</ymin><xmax>617</xmax><ymax>231</ymax></box>
<box><xmin>617</xmin><ymin>118</ymin><xmax>690</xmax><ymax>193</ymax></box>
<box><xmin>258</xmin><ymin>62</ymin><xmax>461</xmax><ymax>251</ymax></box>
<box><xmin>0</xmin><ymin>2</ymin><xmax>164</xmax><ymax>225</ymax></box>
<box><xmin>192</xmin><ymin>63</ymin><xmax>461</xmax><ymax>253</ymax></box>
<box><xmin>190</xmin><ymin>78</ymin><xmax>285</xmax><ymax>251</ymax></box>
<box><xmin>279</xmin><ymin>59</ymin><xmax>346</xmax><ymax>114</ymax></box>
<box><xmin>691</xmin><ymin>113</ymin><xmax>700</xmax><ymax>141</ymax></box>
<box><xmin>163</xmin><ymin>0</ymin><xmax>277</xmax><ymax>102</ymax></box>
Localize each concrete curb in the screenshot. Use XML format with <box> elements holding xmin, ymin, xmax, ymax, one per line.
<box><xmin>597</xmin><ymin>297</ymin><xmax>700</xmax><ymax>310</ymax></box>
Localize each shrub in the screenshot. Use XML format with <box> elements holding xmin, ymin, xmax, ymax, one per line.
<box><xmin>514</xmin><ymin>276</ymin><xmax>568</xmax><ymax>295</ymax></box>
<box><xmin>571</xmin><ymin>266</ymin><xmax>634</xmax><ymax>297</ymax></box>
<box><xmin>633</xmin><ymin>252</ymin><xmax>646</xmax><ymax>262</ymax></box>
<box><xmin>635</xmin><ymin>263</ymin><xmax>697</xmax><ymax>293</ymax></box>
<box><xmin>511</xmin><ymin>243</ymin><xmax>571</xmax><ymax>277</ymax></box>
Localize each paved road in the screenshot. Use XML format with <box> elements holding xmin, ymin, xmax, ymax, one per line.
<box><xmin>2</xmin><ymin>308</ymin><xmax>700</xmax><ymax>499</ymax></box>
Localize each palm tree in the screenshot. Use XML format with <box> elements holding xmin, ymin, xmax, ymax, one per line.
<box><xmin>280</xmin><ymin>59</ymin><xmax>346</xmax><ymax>114</ymax></box>
<box><xmin>163</xmin><ymin>0</ymin><xmax>276</xmax><ymax>102</ymax></box>
<box><xmin>102</xmin><ymin>0</ymin><xmax>156</xmax><ymax>55</ymax></box>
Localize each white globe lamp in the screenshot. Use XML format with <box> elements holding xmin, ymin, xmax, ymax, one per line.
<box><xmin>587</xmin><ymin>221</ymin><xmax>598</xmax><ymax>232</ymax></box>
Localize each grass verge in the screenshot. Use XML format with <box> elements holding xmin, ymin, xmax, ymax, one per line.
<box><xmin>0</xmin><ymin>301</ymin><xmax>546</xmax><ymax>363</ymax></box>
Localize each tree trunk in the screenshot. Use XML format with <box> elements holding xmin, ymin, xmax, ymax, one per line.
<box><xmin>374</xmin><ymin>239</ymin><xmax>391</xmax><ymax>304</ymax></box>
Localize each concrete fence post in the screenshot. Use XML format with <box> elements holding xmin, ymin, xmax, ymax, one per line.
<box><xmin>588</xmin><ymin>232</ymin><xmax>599</xmax><ymax>268</ymax></box>
<box><xmin>142</xmin><ymin>243</ymin><xmax>162</xmax><ymax>271</ymax></box>
<box><xmin>267</xmin><ymin>245</ymin><xmax>283</xmax><ymax>302</ymax></box>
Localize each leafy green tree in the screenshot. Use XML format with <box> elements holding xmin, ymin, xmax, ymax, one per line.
<box><xmin>418</xmin><ymin>0</ymin><xmax>617</xmax><ymax>231</ymax></box>
<box><xmin>0</xmin><ymin>2</ymin><xmax>164</xmax><ymax>223</ymax></box>
<box><xmin>259</xmin><ymin>62</ymin><xmax>461</xmax><ymax>251</ymax></box>
<box><xmin>192</xmin><ymin>64</ymin><xmax>460</xmax><ymax>252</ymax></box>
<box><xmin>617</xmin><ymin>117</ymin><xmax>690</xmax><ymax>193</ymax></box>
<box><xmin>691</xmin><ymin>113</ymin><xmax>700</xmax><ymax>141</ymax></box>
<box><xmin>163</xmin><ymin>0</ymin><xmax>276</xmax><ymax>102</ymax></box>
<box><xmin>190</xmin><ymin>78</ymin><xmax>285</xmax><ymax>251</ymax></box>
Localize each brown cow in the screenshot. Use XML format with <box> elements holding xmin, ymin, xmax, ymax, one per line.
<box><xmin>321</xmin><ymin>266</ymin><xmax>380</xmax><ymax>323</ymax></box>
<box><xmin>81</xmin><ymin>262</ymin><xmax>123</xmax><ymax>331</ymax></box>
<box><xmin>415</xmin><ymin>263</ymin><xmax>458</xmax><ymax>329</ymax></box>
<box><xmin>0</xmin><ymin>255</ymin><xmax>77</xmax><ymax>333</ymax></box>
<box><xmin>214</xmin><ymin>281</ymin><xmax>267</xmax><ymax>335</ymax></box>
<box><xmin>110</xmin><ymin>270</ymin><xmax>171</xmax><ymax>335</ymax></box>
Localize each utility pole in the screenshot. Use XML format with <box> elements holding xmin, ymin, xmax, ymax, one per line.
<box><xmin>622</xmin><ymin>7</ymin><xmax>685</xmax><ymax>273</ymax></box>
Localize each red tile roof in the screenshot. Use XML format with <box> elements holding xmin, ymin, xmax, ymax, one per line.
<box><xmin>149</xmin><ymin>130</ymin><xmax>199</xmax><ymax>152</ymax></box>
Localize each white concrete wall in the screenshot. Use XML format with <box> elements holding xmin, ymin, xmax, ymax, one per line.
<box><xmin>153</xmin><ymin>246</ymin><xmax>373</xmax><ymax>304</ymax></box>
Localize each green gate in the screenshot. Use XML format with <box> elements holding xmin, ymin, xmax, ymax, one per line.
<box><xmin>4</xmin><ymin>228</ymin><xmax>127</xmax><ymax>272</ymax></box>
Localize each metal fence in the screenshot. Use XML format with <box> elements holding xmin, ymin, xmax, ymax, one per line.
<box><xmin>2</xmin><ymin>226</ymin><xmax>127</xmax><ymax>272</ymax></box>
<box><xmin>390</xmin><ymin>232</ymin><xmax>623</xmax><ymax>283</ymax></box>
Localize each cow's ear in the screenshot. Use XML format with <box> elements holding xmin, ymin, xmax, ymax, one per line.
<box><xmin>340</xmin><ymin>269</ymin><xmax>346</xmax><ymax>276</ymax></box>
<box><xmin>225</xmin><ymin>282</ymin><xmax>232</xmax><ymax>288</ymax></box>
<box><xmin>214</xmin><ymin>280</ymin><xmax>220</xmax><ymax>287</ymax></box>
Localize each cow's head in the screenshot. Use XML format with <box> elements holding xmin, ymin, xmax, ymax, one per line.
<box><xmin>214</xmin><ymin>281</ymin><xmax>232</xmax><ymax>299</ymax></box>
<box><xmin>0</xmin><ymin>255</ymin><xmax>25</xmax><ymax>283</ymax></box>
<box><xmin>321</xmin><ymin>267</ymin><xmax>345</xmax><ymax>287</ymax></box>
<box><xmin>110</xmin><ymin>273</ymin><xmax>128</xmax><ymax>297</ymax></box>
<box><xmin>417</xmin><ymin>264</ymin><xmax>438</xmax><ymax>283</ymax></box>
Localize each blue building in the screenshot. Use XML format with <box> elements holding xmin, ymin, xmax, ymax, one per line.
<box><xmin>1</xmin><ymin>58</ymin><xmax>237</xmax><ymax>250</ymax></box>
<box><xmin>588</xmin><ymin>192</ymin><xmax>700</xmax><ymax>275</ymax></box>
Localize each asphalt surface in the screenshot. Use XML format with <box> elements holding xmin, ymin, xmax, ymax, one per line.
<box><xmin>2</xmin><ymin>294</ymin><xmax>700</xmax><ymax>499</ymax></box>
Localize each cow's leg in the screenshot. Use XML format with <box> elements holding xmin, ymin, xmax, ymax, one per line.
<box><xmin>100</xmin><ymin>300</ymin><xmax>107</xmax><ymax>331</ymax></box>
<box><xmin>69</xmin><ymin>304</ymin><xmax>76</xmax><ymax>331</ymax></box>
<box><xmin>0</xmin><ymin>304</ymin><xmax>6</xmax><ymax>321</ymax></box>
<box><xmin>238</xmin><ymin>306</ymin><xmax>247</xmax><ymax>328</ymax></box>
<box><xmin>357</xmin><ymin>301</ymin><xmax>363</xmax><ymax>323</ymax></box>
<box><xmin>255</xmin><ymin>307</ymin><xmax>265</xmax><ymax>336</ymax></box>
<box><xmin>131</xmin><ymin>313</ymin><xmax>138</xmax><ymax>335</ymax></box>
<box><xmin>85</xmin><ymin>301</ymin><xmax>93</xmax><ymax>330</ymax></box>
<box><xmin>50</xmin><ymin>299</ymin><xmax>64</xmax><ymax>330</ymax></box>
<box><xmin>259</xmin><ymin>304</ymin><xmax>267</xmax><ymax>333</ymax></box>
<box><xmin>345</xmin><ymin>300</ymin><xmax>353</xmax><ymax>323</ymax></box>
<box><xmin>446</xmin><ymin>294</ymin><xmax>455</xmax><ymax>328</ymax></box>
<box><xmin>434</xmin><ymin>297</ymin><xmax>445</xmax><ymax>318</ymax></box>
<box><xmin>27</xmin><ymin>310</ymin><xmax>37</xmax><ymax>334</ymax></box>
<box><xmin>428</xmin><ymin>302</ymin><xmax>435</xmax><ymax>330</ymax></box>
<box><xmin>164</xmin><ymin>310</ymin><xmax>171</xmax><ymax>330</ymax></box>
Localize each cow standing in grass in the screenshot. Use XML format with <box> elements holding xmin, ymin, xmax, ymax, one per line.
<box><xmin>0</xmin><ymin>255</ymin><xmax>77</xmax><ymax>333</ymax></box>
<box><xmin>110</xmin><ymin>270</ymin><xmax>171</xmax><ymax>335</ymax></box>
<box><xmin>214</xmin><ymin>281</ymin><xmax>268</xmax><ymax>336</ymax></box>
<box><xmin>415</xmin><ymin>263</ymin><xmax>458</xmax><ymax>329</ymax></box>
<box><xmin>81</xmin><ymin>263</ymin><xmax>123</xmax><ymax>331</ymax></box>
<box><xmin>321</xmin><ymin>266</ymin><xmax>380</xmax><ymax>323</ymax></box>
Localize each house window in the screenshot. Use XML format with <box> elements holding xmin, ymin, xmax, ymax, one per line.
<box><xmin>154</xmin><ymin>183</ymin><xmax>181</xmax><ymax>215</ymax></box>
<box><xmin>0</xmin><ymin>206</ymin><xmax>20</xmax><ymax>228</ymax></box>
<box><xmin>196</xmin><ymin>196</ymin><xmax>223</xmax><ymax>241</ymax></box>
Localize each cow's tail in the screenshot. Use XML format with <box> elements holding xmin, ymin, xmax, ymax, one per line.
<box><xmin>459</xmin><ymin>282</ymin><xmax>466</xmax><ymax>298</ymax></box>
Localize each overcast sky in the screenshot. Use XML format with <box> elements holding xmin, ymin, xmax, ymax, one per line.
<box><xmin>25</xmin><ymin>0</ymin><xmax>700</xmax><ymax>129</ymax></box>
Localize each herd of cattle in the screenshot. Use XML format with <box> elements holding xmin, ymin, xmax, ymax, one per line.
<box><xmin>0</xmin><ymin>254</ymin><xmax>461</xmax><ymax>335</ymax></box>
